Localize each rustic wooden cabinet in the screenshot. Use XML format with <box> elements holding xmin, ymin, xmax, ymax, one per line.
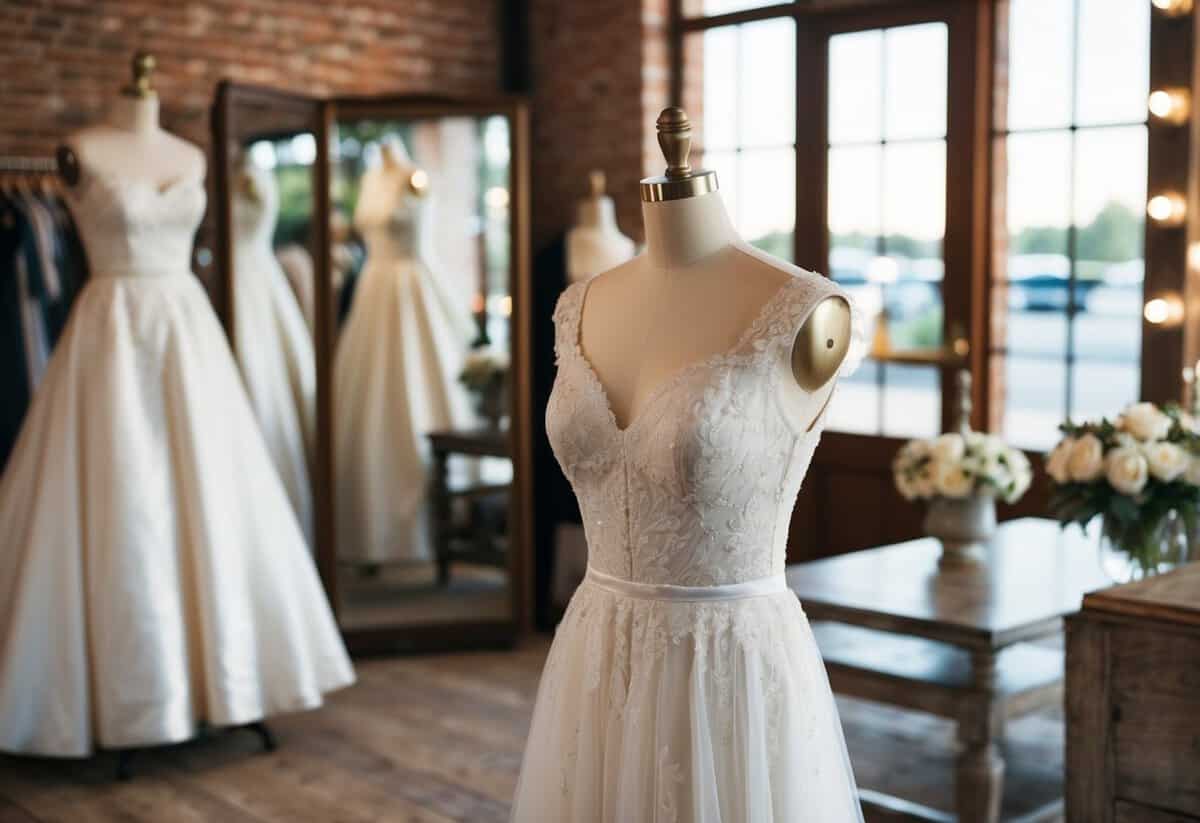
<box><xmin>1066</xmin><ymin>563</ymin><xmax>1200</xmax><ymax>823</ymax></box>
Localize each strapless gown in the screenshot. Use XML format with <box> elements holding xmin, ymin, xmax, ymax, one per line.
<box><xmin>511</xmin><ymin>243</ymin><xmax>864</xmax><ymax>822</ymax></box>
<box><xmin>334</xmin><ymin>189</ymin><xmax>472</xmax><ymax>564</ymax></box>
<box><xmin>0</xmin><ymin>168</ymin><xmax>353</xmax><ymax>757</ymax></box>
<box><xmin>232</xmin><ymin>166</ymin><xmax>316</xmax><ymax>545</ymax></box>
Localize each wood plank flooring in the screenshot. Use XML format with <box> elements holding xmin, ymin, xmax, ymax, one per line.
<box><xmin>0</xmin><ymin>638</ymin><xmax>1063</xmax><ymax>822</ymax></box>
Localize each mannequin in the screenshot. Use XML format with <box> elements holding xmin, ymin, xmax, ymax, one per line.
<box><xmin>57</xmin><ymin>53</ymin><xmax>204</xmax><ymax>190</ymax></box>
<box><xmin>578</xmin><ymin>107</ymin><xmax>851</xmax><ymax>432</ymax></box>
<box><xmin>565</xmin><ymin>170</ymin><xmax>635</xmax><ymax>283</ymax></box>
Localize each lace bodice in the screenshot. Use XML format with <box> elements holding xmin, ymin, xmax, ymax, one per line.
<box><xmin>66</xmin><ymin>171</ymin><xmax>205</xmax><ymax>279</ymax></box>
<box><xmin>547</xmin><ymin>252</ymin><xmax>856</xmax><ymax>587</ymax></box>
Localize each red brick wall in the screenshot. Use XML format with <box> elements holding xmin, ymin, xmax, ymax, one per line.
<box><xmin>0</xmin><ymin>0</ymin><xmax>501</xmax><ymax>158</ymax></box>
<box><xmin>528</xmin><ymin>0</ymin><xmax>670</xmax><ymax>252</ymax></box>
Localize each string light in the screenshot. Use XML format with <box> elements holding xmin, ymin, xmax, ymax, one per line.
<box><xmin>1149</xmin><ymin>88</ymin><xmax>1191</xmax><ymax>124</ymax></box>
<box><xmin>1152</xmin><ymin>0</ymin><xmax>1193</xmax><ymax>16</ymax></box>
<box><xmin>1144</xmin><ymin>294</ymin><xmax>1185</xmax><ymax>327</ymax></box>
<box><xmin>1147</xmin><ymin>193</ymin><xmax>1186</xmax><ymax>226</ymax></box>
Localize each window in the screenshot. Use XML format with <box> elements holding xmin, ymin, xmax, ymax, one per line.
<box><xmin>994</xmin><ymin>0</ymin><xmax>1150</xmax><ymax>450</ymax></box>
<box><xmin>825</xmin><ymin>23</ymin><xmax>948</xmax><ymax>438</ymax></box>
<box><xmin>685</xmin><ymin>18</ymin><xmax>796</xmax><ymax>261</ymax></box>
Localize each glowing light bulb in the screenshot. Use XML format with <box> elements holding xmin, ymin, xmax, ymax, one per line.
<box><xmin>1144</xmin><ymin>293</ymin><xmax>1185</xmax><ymax>326</ymax></box>
<box><xmin>1147</xmin><ymin>193</ymin><xmax>1186</xmax><ymax>226</ymax></box>
<box><xmin>1152</xmin><ymin>0</ymin><xmax>1193</xmax><ymax>15</ymax></box>
<box><xmin>1149</xmin><ymin>88</ymin><xmax>1190</xmax><ymax>124</ymax></box>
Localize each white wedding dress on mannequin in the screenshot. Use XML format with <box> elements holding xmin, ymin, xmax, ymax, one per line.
<box><xmin>232</xmin><ymin>163</ymin><xmax>316</xmax><ymax>545</ymax></box>
<box><xmin>334</xmin><ymin>142</ymin><xmax>472</xmax><ymax>564</ymax></box>
<box><xmin>0</xmin><ymin>161</ymin><xmax>354</xmax><ymax>757</ymax></box>
<box><xmin>511</xmin><ymin>258</ymin><xmax>864</xmax><ymax>822</ymax></box>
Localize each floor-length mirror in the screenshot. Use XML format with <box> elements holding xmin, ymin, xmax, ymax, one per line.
<box><xmin>328</xmin><ymin>100</ymin><xmax>525</xmax><ymax>640</ymax></box>
<box><xmin>213</xmin><ymin>82</ymin><xmax>322</xmax><ymax>550</ymax></box>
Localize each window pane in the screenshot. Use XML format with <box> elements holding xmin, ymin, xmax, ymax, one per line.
<box><xmin>828</xmin><ymin>363</ymin><xmax>881</xmax><ymax>435</ymax></box>
<box><xmin>883</xmin><ymin>141</ymin><xmax>944</xmax><ymax>257</ymax></box>
<box><xmin>829</xmin><ymin>144</ymin><xmax>881</xmax><ymax>241</ymax></box>
<box><xmin>884</xmin><ymin>23</ymin><xmax>947</xmax><ymax>140</ymax></box>
<box><xmin>1003</xmin><ymin>356</ymin><xmax>1067</xmax><ymax>450</ymax></box>
<box><xmin>1076</xmin><ymin>0</ymin><xmax>1150</xmax><ymax>126</ymax></box>
<box><xmin>682</xmin><ymin>0</ymin><xmax>783</xmax><ymax>17</ymax></box>
<box><xmin>1006</xmin><ymin>131</ymin><xmax>1071</xmax><ymax>262</ymax></box>
<box><xmin>697</xmin><ymin>27</ymin><xmax>738</xmax><ymax>151</ymax></box>
<box><xmin>741</xmin><ymin>18</ymin><xmax>795</xmax><ymax>148</ymax></box>
<box><xmin>740</xmin><ymin>148</ymin><xmax>794</xmax><ymax>260</ymax></box>
<box><xmin>1071</xmin><ymin>361</ymin><xmax>1140</xmax><ymax>425</ymax></box>
<box><xmin>882</xmin><ymin>364</ymin><xmax>940</xmax><ymax>438</ymax></box>
<box><xmin>1073</xmin><ymin>126</ymin><xmax>1146</xmax><ymax>247</ymax></box>
<box><xmin>1004</xmin><ymin>288</ymin><xmax>1068</xmax><ymax>356</ymax></box>
<box><xmin>829</xmin><ymin>30</ymin><xmax>882</xmax><ymax>144</ymax></box>
<box><xmin>705</xmin><ymin>149</ymin><xmax>740</xmax><ymax>230</ymax></box>
<box><xmin>1008</xmin><ymin>0</ymin><xmax>1073</xmax><ymax>130</ymax></box>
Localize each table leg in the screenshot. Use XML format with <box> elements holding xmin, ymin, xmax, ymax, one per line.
<box><xmin>431</xmin><ymin>448</ymin><xmax>451</xmax><ymax>586</ymax></box>
<box><xmin>956</xmin><ymin>649</ymin><xmax>1004</xmax><ymax>823</ymax></box>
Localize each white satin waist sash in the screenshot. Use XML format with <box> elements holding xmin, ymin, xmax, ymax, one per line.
<box><xmin>584</xmin><ymin>566</ymin><xmax>788</xmax><ymax>602</ymax></box>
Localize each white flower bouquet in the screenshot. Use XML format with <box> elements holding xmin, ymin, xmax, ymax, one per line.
<box><xmin>893</xmin><ymin>431</ymin><xmax>1032</xmax><ymax>504</ymax></box>
<box><xmin>459</xmin><ymin>348</ymin><xmax>510</xmax><ymax>392</ymax></box>
<box><xmin>1047</xmin><ymin>402</ymin><xmax>1200</xmax><ymax>575</ymax></box>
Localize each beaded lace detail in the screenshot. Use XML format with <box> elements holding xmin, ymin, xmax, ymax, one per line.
<box><xmin>547</xmin><ymin>247</ymin><xmax>854</xmax><ymax>587</ymax></box>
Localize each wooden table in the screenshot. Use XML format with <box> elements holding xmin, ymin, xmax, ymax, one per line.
<box><xmin>427</xmin><ymin>427</ymin><xmax>511</xmax><ymax>586</ymax></box>
<box><xmin>787</xmin><ymin>517</ymin><xmax>1111</xmax><ymax>823</ymax></box>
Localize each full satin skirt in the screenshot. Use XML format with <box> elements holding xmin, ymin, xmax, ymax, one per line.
<box><xmin>232</xmin><ymin>249</ymin><xmax>317</xmax><ymax>546</ymax></box>
<box><xmin>511</xmin><ymin>583</ymin><xmax>864</xmax><ymax>823</ymax></box>
<box><xmin>333</xmin><ymin>256</ymin><xmax>470</xmax><ymax>564</ymax></box>
<box><xmin>0</xmin><ymin>274</ymin><xmax>354</xmax><ymax>757</ymax></box>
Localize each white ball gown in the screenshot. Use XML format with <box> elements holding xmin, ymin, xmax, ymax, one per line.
<box><xmin>0</xmin><ymin>166</ymin><xmax>354</xmax><ymax>757</ymax></box>
<box><xmin>334</xmin><ymin>169</ymin><xmax>472</xmax><ymax>564</ymax></box>
<box><xmin>231</xmin><ymin>165</ymin><xmax>317</xmax><ymax>545</ymax></box>
<box><xmin>511</xmin><ymin>249</ymin><xmax>864</xmax><ymax>822</ymax></box>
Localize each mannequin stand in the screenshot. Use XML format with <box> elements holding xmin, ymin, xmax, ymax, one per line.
<box><xmin>113</xmin><ymin>721</ymin><xmax>277</xmax><ymax>781</ymax></box>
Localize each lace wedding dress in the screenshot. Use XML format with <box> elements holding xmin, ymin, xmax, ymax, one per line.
<box><xmin>232</xmin><ymin>164</ymin><xmax>316</xmax><ymax>545</ymax></box>
<box><xmin>512</xmin><ymin>249</ymin><xmax>864</xmax><ymax>822</ymax></box>
<box><xmin>334</xmin><ymin>173</ymin><xmax>472</xmax><ymax>564</ymax></box>
<box><xmin>0</xmin><ymin>166</ymin><xmax>354</xmax><ymax>757</ymax></box>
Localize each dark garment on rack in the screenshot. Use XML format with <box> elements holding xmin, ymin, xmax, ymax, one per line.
<box><xmin>0</xmin><ymin>188</ymin><xmax>88</xmax><ymax>471</ymax></box>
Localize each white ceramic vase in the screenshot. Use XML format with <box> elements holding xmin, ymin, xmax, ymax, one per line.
<box><xmin>924</xmin><ymin>493</ymin><xmax>996</xmax><ymax>568</ymax></box>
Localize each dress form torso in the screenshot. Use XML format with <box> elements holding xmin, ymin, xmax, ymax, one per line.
<box><xmin>578</xmin><ymin>189</ymin><xmax>851</xmax><ymax>432</ymax></box>
<box><xmin>565</xmin><ymin>172</ymin><xmax>635</xmax><ymax>283</ymax></box>
<box><xmin>63</xmin><ymin>96</ymin><xmax>205</xmax><ymax>190</ymax></box>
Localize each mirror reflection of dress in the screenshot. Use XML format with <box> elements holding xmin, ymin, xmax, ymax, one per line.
<box><xmin>232</xmin><ymin>163</ymin><xmax>316</xmax><ymax>544</ymax></box>
<box><xmin>335</xmin><ymin>141</ymin><xmax>472</xmax><ymax>566</ymax></box>
<box><xmin>0</xmin><ymin>157</ymin><xmax>354</xmax><ymax>757</ymax></box>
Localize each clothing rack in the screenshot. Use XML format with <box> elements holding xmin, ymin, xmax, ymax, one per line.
<box><xmin>0</xmin><ymin>156</ymin><xmax>58</xmax><ymax>174</ymax></box>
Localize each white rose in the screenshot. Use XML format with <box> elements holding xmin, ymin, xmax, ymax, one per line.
<box><xmin>1144</xmin><ymin>441</ymin><xmax>1190</xmax><ymax>482</ymax></box>
<box><xmin>931</xmin><ymin>433</ymin><xmax>965</xmax><ymax>465</ymax></box>
<box><xmin>1185</xmin><ymin>456</ymin><xmax>1200</xmax><ymax>486</ymax></box>
<box><xmin>911</xmin><ymin>470</ymin><xmax>937</xmax><ymax>499</ymax></box>
<box><xmin>1045</xmin><ymin>437</ymin><xmax>1075</xmax><ymax>485</ymax></box>
<box><xmin>1106</xmin><ymin>447</ymin><xmax>1149</xmax><ymax>496</ymax></box>
<box><xmin>1179</xmin><ymin>412</ymin><xmax>1200</xmax><ymax>435</ymax></box>
<box><xmin>1121</xmin><ymin>402</ymin><xmax>1171</xmax><ymax>442</ymax></box>
<box><xmin>934</xmin><ymin>462</ymin><xmax>974</xmax><ymax>499</ymax></box>
<box><xmin>1067</xmin><ymin>434</ymin><xmax>1105</xmax><ymax>482</ymax></box>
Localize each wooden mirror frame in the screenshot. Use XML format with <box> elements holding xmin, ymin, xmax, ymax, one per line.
<box><xmin>212</xmin><ymin>85</ymin><xmax>532</xmax><ymax>654</ymax></box>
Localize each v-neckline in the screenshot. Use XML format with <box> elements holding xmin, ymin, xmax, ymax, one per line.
<box><xmin>571</xmin><ymin>266</ymin><xmax>802</xmax><ymax>437</ymax></box>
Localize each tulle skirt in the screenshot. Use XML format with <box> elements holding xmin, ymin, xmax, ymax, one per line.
<box><xmin>0</xmin><ymin>273</ymin><xmax>354</xmax><ymax>757</ymax></box>
<box><xmin>511</xmin><ymin>574</ymin><xmax>863</xmax><ymax>823</ymax></box>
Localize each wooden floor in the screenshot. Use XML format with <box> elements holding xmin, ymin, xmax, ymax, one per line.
<box><xmin>0</xmin><ymin>638</ymin><xmax>1063</xmax><ymax>822</ymax></box>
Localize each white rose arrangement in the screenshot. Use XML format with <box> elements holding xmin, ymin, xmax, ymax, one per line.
<box><xmin>893</xmin><ymin>430</ymin><xmax>1032</xmax><ymax>504</ymax></box>
<box><xmin>1047</xmin><ymin>402</ymin><xmax>1200</xmax><ymax>572</ymax></box>
<box><xmin>459</xmin><ymin>348</ymin><xmax>510</xmax><ymax>392</ymax></box>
